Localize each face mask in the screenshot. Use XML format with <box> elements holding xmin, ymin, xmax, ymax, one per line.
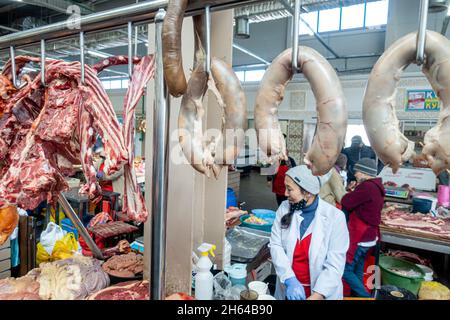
<box><xmin>290</xmin><ymin>198</ymin><xmax>307</xmax><ymax>213</ymax></box>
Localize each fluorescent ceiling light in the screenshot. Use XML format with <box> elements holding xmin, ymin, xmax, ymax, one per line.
<box><xmin>87</xmin><ymin>50</ymin><xmax>111</xmax><ymax>59</ymax></box>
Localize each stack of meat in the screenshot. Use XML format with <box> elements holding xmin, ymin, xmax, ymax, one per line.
<box><xmin>87</xmin><ymin>280</ymin><xmax>149</xmax><ymax>300</ymax></box>
<box><xmin>0</xmin><ymin>54</ymin><xmax>155</xmax><ymax>245</ymax></box>
<box><xmin>382</xmin><ymin>205</ymin><xmax>450</xmax><ymax>239</ymax></box>
<box><xmin>102</xmin><ymin>252</ymin><xmax>144</xmax><ymax>278</ymax></box>
<box><xmin>0</xmin><ymin>270</ymin><xmax>41</xmax><ymax>300</ymax></box>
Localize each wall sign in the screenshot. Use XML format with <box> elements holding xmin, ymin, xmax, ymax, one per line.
<box><xmin>406</xmin><ymin>90</ymin><xmax>440</xmax><ymax>111</ymax></box>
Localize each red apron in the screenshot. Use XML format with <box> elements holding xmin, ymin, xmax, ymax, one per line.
<box><xmin>346</xmin><ymin>213</ymin><xmax>378</xmax><ymax>264</ymax></box>
<box><xmin>99</xmin><ymin>163</ymin><xmax>113</xmax><ymax>192</ymax></box>
<box><xmin>291</xmin><ymin>233</ymin><xmax>313</xmax><ymax>298</ymax></box>
<box><xmin>273</xmin><ymin>164</ymin><xmax>289</xmax><ymax>195</ymax></box>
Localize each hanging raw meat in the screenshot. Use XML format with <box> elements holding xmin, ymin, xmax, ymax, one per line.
<box><xmin>0</xmin><ymin>54</ymin><xmax>155</xmax><ymax>227</ymax></box>
<box><xmin>363</xmin><ymin>31</ymin><xmax>450</xmax><ymax>174</ymax></box>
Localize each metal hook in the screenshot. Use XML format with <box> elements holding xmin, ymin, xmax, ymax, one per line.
<box><xmin>128</xmin><ymin>21</ymin><xmax>133</xmax><ymax>78</ymax></box>
<box><xmin>416</xmin><ymin>0</ymin><xmax>429</xmax><ymax>66</ymax></box>
<box><xmin>205</xmin><ymin>5</ymin><xmax>211</xmax><ymax>75</ymax></box>
<box><xmin>41</xmin><ymin>39</ymin><xmax>46</xmax><ymax>86</ymax></box>
<box><xmin>9</xmin><ymin>46</ymin><xmax>18</xmax><ymax>88</ymax></box>
<box><xmin>80</xmin><ymin>31</ymin><xmax>85</xmax><ymax>85</ymax></box>
<box><xmin>292</xmin><ymin>0</ymin><xmax>301</xmax><ymax>72</ymax></box>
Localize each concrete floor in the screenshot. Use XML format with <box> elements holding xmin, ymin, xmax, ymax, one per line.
<box><xmin>238</xmin><ymin>169</ymin><xmax>279</xmax><ymax>213</ymax></box>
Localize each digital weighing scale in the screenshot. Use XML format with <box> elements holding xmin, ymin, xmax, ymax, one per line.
<box><xmin>384</xmin><ymin>187</ymin><xmax>410</xmax><ymax>200</ymax></box>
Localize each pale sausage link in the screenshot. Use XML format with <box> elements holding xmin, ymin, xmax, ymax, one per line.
<box><xmin>254</xmin><ymin>46</ymin><xmax>347</xmax><ymax>176</ymax></box>
<box><xmin>363</xmin><ymin>31</ymin><xmax>450</xmax><ymax>174</ymax></box>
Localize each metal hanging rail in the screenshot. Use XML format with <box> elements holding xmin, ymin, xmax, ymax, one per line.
<box><xmin>291</xmin><ymin>0</ymin><xmax>301</xmax><ymax>72</ymax></box>
<box><xmin>416</xmin><ymin>0</ymin><xmax>429</xmax><ymax>65</ymax></box>
<box><xmin>205</xmin><ymin>5</ymin><xmax>212</xmax><ymax>75</ymax></box>
<box><xmin>0</xmin><ymin>0</ymin><xmax>265</xmax><ymax>50</ymax></box>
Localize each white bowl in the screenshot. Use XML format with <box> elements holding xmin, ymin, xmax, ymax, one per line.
<box><xmin>257</xmin><ymin>294</ymin><xmax>276</xmax><ymax>300</ymax></box>
<box><xmin>248</xmin><ymin>281</ymin><xmax>268</xmax><ymax>295</ymax></box>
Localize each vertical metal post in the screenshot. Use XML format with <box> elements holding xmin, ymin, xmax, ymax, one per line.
<box><xmin>58</xmin><ymin>194</ymin><xmax>104</xmax><ymax>260</ymax></box>
<box><xmin>292</xmin><ymin>0</ymin><xmax>301</xmax><ymax>72</ymax></box>
<box><xmin>151</xmin><ymin>8</ymin><xmax>170</xmax><ymax>301</ymax></box>
<box><xmin>135</xmin><ymin>0</ymin><xmax>139</xmax><ymax>56</ymax></box>
<box><xmin>205</xmin><ymin>5</ymin><xmax>211</xmax><ymax>74</ymax></box>
<box><xmin>40</xmin><ymin>39</ymin><xmax>45</xmax><ymax>86</ymax></box>
<box><xmin>416</xmin><ymin>0</ymin><xmax>429</xmax><ymax>65</ymax></box>
<box><xmin>128</xmin><ymin>21</ymin><xmax>133</xmax><ymax>78</ymax></box>
<box><xmin>9</xmin><ymin>46</ymin><xmax>17</xmax><ymax>88</ymax></box>
<box><xmin>80</xmin><ymin>31</ymin><xmax>85</xmax><ymax>84</ymax></box>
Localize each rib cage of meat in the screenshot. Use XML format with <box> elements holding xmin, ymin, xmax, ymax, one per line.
<box><xmin>0</xmin><ymin>55</ymin><xmax>155</xmax><ymax>223</ymax></box>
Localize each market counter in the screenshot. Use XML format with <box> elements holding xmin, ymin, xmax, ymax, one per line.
<box><xmin>380</xmin><ymin>226</ymin><xmax>450</xmax><ymax>255</ymax></box>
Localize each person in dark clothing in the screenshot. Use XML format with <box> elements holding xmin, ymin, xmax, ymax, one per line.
<box><xmin>267</xmin><ymin>134</ymin><xmax>297</xmax><ymax>205</ymax></box>
<box><xmin>342</xmin><ymin>136</ymin><xmax>380</xmax><ymax>184</ymax></box>
<box><xmin>341</xmin><ymin>158</ymin><xmax>385</xmax><ymax>298</ymax></box>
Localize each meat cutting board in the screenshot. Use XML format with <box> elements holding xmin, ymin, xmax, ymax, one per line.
<box><xmin>380</xmin><ymin>225</ymin><xmax>450</xmax><ymax>243</ymax></box>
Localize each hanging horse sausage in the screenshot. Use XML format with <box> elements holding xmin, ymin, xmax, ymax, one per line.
<box><xmin>363</xmin><ymin>31</ymin><xmax>450</xmax><ymax>174</ymax></box>
<box><xmin>254</xmin><ymin>47</ymin><xmax>347</xmax><ymax>176</ymax></box>
<box><xmin>162</xmin><ymin>0</ymin><xmax>188</xmax><ymax>97</ymax></box>
<box><xmin>177</xmin><ymin>15</ymin><xmax>247</xmax><ymax>178</ymax></box>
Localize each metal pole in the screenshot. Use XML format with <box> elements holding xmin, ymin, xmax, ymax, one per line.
<box><xmin>58</xmin><ymin>194</ymin><xmax>104</xmax><ymax>260</ymax></box>
<box><xmin>151</xmin><ymin>8</ymin><xmax>170</xmax><ymax>301</ymax></box>
<box><xmin>205</xmin><ymin>5</ymin><xmax>211</xmax><ymax>75</ymax></box>
<box><xmin>292</xmin><ymin>0</ymin><xmax>300</xmax><ymax>72</ymax></box>
<box><xmin>232</xmin><ymin>43</ymin><xmax>270</xmax><ymax>65</ymax></box>
<box><xmin>80</xmin><ymin>31</ymin><xmax>85</xmax><ymax>84</ymax></box>
<box><xmin>9</xmin><ymin>46</ymin><xmax>17</xmax><ymax>88</ymax></box>
<box><xmin>128</xmin><ymin>21</ymin><xmax>133</xmax><ymax>78</ymax></box>
<box><xmin>416</xmin><ymin>0</ymin><xmax>429</xmax><ymax>65</ymax></box>
<box><xmin>40</xmin><ymin>39</ymin><xmax>45</xmax><ymax>86</ymax></box>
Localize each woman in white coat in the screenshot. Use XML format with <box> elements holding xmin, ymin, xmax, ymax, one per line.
<box><xmin>270</xmin><ymin>165</ymin><xmax>349</xmax><ymax>300</ymax></box>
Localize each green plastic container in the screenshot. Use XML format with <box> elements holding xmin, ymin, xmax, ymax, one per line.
<box><xmin>239</xmin><ymin>209</ymin><xmax>275</xmax><ymax>232</ymax></box>
<box><xmin>379</xmin><ymin>255</ymin><xmax>425</xmax><ymax>295</ymax></box>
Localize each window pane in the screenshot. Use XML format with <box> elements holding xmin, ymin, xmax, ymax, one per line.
<box><xmin>122</xmin><ymin>79</ymin><xmax>129</xmax><ymax>88</ymax></box>
<box><xmin>102</xmin><ymin>80</ymin><xmax>111</xmax><ymax>89</ymax></box>
<box><xmin>341</xmin><ymin>4</ymin><xmax>365</xmax><ymax>30</ymax></box>
<box><xmin>110</xmin><ymin>80</ymin><xmax>122</xmax><ymax>89</ymax></box>
<box><xmin>318</xmin><ymin>8</ymin><xmax>341</xmax><ymax>33</ymax></box>
<box><xmin>299</xmin><ymin>11</ymin><xmax>318</xmax><ymax>36</ymax></box>
<box><xmin>245</xmin><ymin>70</ymin><xmax>266</xmax><ymax>82</ymax></box>
<box><xmin>365</xmin><ymin>0</ymin><xmax>389</xmax><ymax>28</ymax></box>
<box><xmin>235</xmin><ymin>71</ymin><xmax>245</xmax><ymax>82</ymax></box>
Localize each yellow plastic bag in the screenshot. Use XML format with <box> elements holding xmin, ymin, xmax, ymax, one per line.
<box><xmin>36</xmin><ymin>242</ymin><xmax>52</xmax><ymax>265</ymax></box>
<box><xmin>52</xmin><ymin>233</ymin><xmax>78</xmax><ymax>261</ymax></box>
<box><xmin>36</xmin><ymin>233</ymin><xmax>78</xmax><ymax>265</ymax></box>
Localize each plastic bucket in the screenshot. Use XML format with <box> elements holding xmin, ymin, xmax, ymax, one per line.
<box><xmin>412</xmin><ymin>197</ymin><xmax>432</xmax><ymax>214</ymax></box>
<box><xmin>379</xmin><ymin>256</ymin><xmax>425</xmax><ymax>295</ymax></box>
<box><xmin>226</xmin><ymin>188</ymin><xmax>238</xmax><ymax>208</ymax></box>
<box><xmin>224</xmin><ymin>263</ymin><xmax>247</xmax><ymax>286</ymax></box>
